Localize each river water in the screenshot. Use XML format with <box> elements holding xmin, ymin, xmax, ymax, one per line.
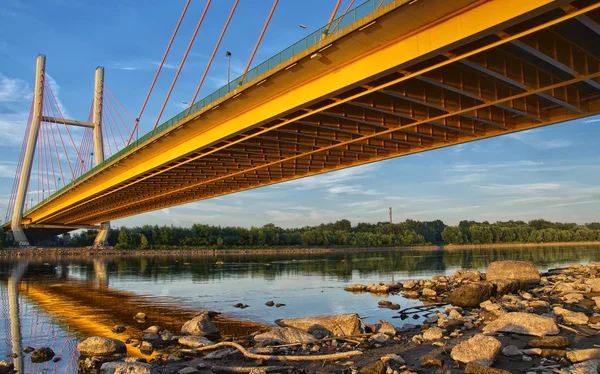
<box><xmin>1</xmin><ymin>245</ymin><xmax>600</xmax><ymax>373</ymax></box>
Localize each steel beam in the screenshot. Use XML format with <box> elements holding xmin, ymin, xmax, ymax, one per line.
<box><xmin>41</xmin><ymin>116</ymin><xmax>94</xmax><ymax>128</ymax></box>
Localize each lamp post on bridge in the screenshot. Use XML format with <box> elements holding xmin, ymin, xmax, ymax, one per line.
<box><xmin>226</xmin><ymin>51</ymin><xmax>232</xmax><ymax>92</ymax></box>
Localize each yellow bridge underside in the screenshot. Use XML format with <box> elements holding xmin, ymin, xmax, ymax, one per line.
<box><xmin>12</xmin><ymin>0</ymin><xmax>600</xmax><ymax>228</ymax></box>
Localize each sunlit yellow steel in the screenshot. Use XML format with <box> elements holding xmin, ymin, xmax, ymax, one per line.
<box><xmin>7</xmin><ymin>0</ymin><xmax>599</xmax><ymax>229</ymax></box>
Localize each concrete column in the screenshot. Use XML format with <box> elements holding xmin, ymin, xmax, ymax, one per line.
<box><xmin>11</xmin><ymin>55</ymin><xmax>46</xmax><ymax>247</ymax></box>
<box><xmin>8</xmin><ymin>261</ymin><xmax>28</xmax><ymax>373</ymax></box>
<box><xmin>92</xmin><ymin>67</ymin><xmax>110</xmax><ymax>247</ymax></box>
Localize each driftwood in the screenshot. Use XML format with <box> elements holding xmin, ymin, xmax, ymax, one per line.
<box><xmin>196</xmin><ymin>341</ymin><xmax>363</xmax><ymax>361</ymax></box>
<box><xmin>397</xmin><ymin>303</ymin><xmax>448</xmax><ymax>315</ymax></box>
<box><xmin>558</xmin><ymin>323</ymin><xmax>597</xmax><ymax>337</ymax></box>
<box><xmin>210</xmin><ymin>365</ymin><xmax>294</xmax><ymax>373</ymax></box>
<box><xmin>270</xmin><ymin>333</ymin><xmax>373</xmax><ymax>348</ymax></box>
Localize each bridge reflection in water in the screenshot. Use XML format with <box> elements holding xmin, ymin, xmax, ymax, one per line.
<box><xmin>0</xmin><ymin>260</ymin><xmax>263</xmax><ymax>373</ymax></box>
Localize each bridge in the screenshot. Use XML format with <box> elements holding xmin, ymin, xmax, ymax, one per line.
<box><xmin>3</xmin><ymin>0</ymin><xmax>600</xmax><ymax>245</ymax></box>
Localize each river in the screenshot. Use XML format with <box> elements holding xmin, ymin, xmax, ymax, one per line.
<box><xmin>1</xmin><ymin>244</ymin><xmax>600</xmax><ymax>373</ymax></box>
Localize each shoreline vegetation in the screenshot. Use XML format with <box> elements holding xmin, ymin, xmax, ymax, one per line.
<box><xmin>1</xmin><ymin>241</ymin><xmax>600</xmax><ymax>259</ymax></box>
<box><xmin>3</xmin><ymin>217</ymin><xmax>600</xmax><ymax>249</ymax></box>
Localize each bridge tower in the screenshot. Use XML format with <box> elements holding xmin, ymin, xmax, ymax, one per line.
<box><xmin>10</xmin><ymin>56</ymin><xmax>110</xmax><ymax>247</ymax></box>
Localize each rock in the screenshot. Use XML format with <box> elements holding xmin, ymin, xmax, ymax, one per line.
<box><xmin>381</xmin><ymin>354</ymin><xmax>405</xmax><ymax>365</ymax></box>
<box><xmin>367</xmin><ymin>284</ymin><xmax>390</xmax><ymax>293</ymax></box>
<box><xmin>134</xmin><ymin>312</ymin><xmax>146</xmax><ymax>320</ymax></box>
<box><xmin>78</xmin><ymin>337</ymin><xmax>127</xmax><ymax>356</ymax></box>
<box><xmin>275</xmin><ymin>314</ymin><xmax>362</xmax><ymax>337</ymax></box>
<box><xmin>553</xmin><ymin>307</ymin><xmax>589</xmax><ymax>325</ymax></box>
<box><xmin>593</xmin><ymin>296</ymin><xmax>600</xmax><ymax>309</ymax></box>
<box><xmin>486</xmin><ymin>261</ymin><xmax>540</xmax><ymax>284</ymax></box>
<box><xmin>178</xmin><ymin>335</ymin><xmax>214</xmax><ymax>348</ymax></box>
<box><xmin>23</xmin><ymin>346</ymin><xmax>34</xmax><ymax>353</ymax></box>
<box><xmin>375</xmin><ymin>320</ymin><xmax>396</xmax><ymax>337</ymax></box>
<box><xmin>31</xmin><ymin>347</ymin><xmax>55</xmax><ymax>363</ymax></box>
<box><xmin>527</xmin><ymin>335</ymin><xmax>570</xmax><ymax>349</ymax></box>
<box><xmin>160</xmin><ymin>330</ymin><xmax>174</xmax><ymax>341</ymax></box>
<box><xmin>181</xmin><ymin>312</ymin><xmax>219</xmax><ymax>336</ymax></box>
<box><xmin>178</xmin><ymin>368</ymin><xmax>200</xmax><ymax>374</ymax></box>
<box><xmin>490</xmin><ymin>279</ymin><xmax>520</xmax><ymax>295</ymax></box>
<box><xmin>369</xmin><ymin>333</ymin><xmax>389</xmax><ymax>343</ymax></box>
<box><xmin>204</xmin><ymin>348</ymin><xmax>236</xmax><ymax>360</ymax></box>
<box><xmin>452</xmin><ymin>270</ymin><xmax>483</xmax><ymax>282</ymax></box>
<box><xmin>254</xmin><ymin>327</ymin><xmax>315</xmax><ymax>345</ymax></box>
<box><xmin>448</xmin><ymin>309</ymin><xmax>463</xmax><ymax>320</ymax></box>
<box><xmin>482</xmin><ymin>312</ymin><xmax>559</xmax><ymax>336</ymax></box>
<box><xmin>144</xmin><ymin>326</ymin><xmax>160</xmax><ymax>334</ymax></box>
<box><xmin>359</xmin><ymin>360</ymin><xmax>386</xmax><ymax>374</ymax></box>
<box><xmin>451</xmin><ymin>334</ymin><xmax>502</xmax><ymax>366</ymax></box>
<box><xmin>563</xmin><ymin>293</ymin><xmax>585</xmax><ymax>304</ymax></box>
<box><xmin>275</xmin><ymin>303</ymin><xmax>285</xmax><ymax>308</ymax></box>
<box><xmin>464</xmin><ymin>362</ymin><xmax>511</xmax><ymax>374</ymax></box>
<box><xmin>566</xmin><ymin>349</ymin><xmax>600</xmax><ymax>363</ymax></box>
<box><xmin>139</xmin><ymin>341</ymin><xmax>153</xmax><ymax>355</ymax></box>
<box><xmin>378</xmin><ymin>300</ymin><xmax>392</xmax><ymax>307</ymax></box>
<box><xmin>558</xmin><ymin>359</ymin><xmax>600</xmax><ymax>374</ymax></box>
<box><xmin>421</xmin><ymin>355</ymin><xmax>443</xmax><ymax>367</ymax></box>
<box><xmin>588</xmin><ymin>279</ymin><xmax>600</xmax><ymax>292</ymax></box>
<box><xmin>100</xmin><ymin>361</ymin><xmax>157</xmax><ymax>374</ymax></box>
<box><xmin>422</xmin><ymin>288</ymin><xmax>437</xmax><ymax>297</ymax></box>
<box><xmin>143</xmin><ymin>333</ymin><xmax>159</xmax><ymax>341</ymax></box>
<box><xmin>423</xmin><ymin>327</ymin><xmax>443</xmax><ymax>340</ymax></box>
<box><xmin>501</xmin><ymin>345</ymin><xmax>521</xmax><ymax>356</ymax></box>
<box><xmin>0</xmin><ymin>360</ymin><xmax>14</xmax><ymax>374</ymax></box>
<box><xmin>448</xmin><ymin>282</ymin><xmax>493</xmax><ymax>307</ymax></box>
<box><xmin>110</xmin><ymin>325</ymin><xmax>126</xmax><ymax>334</ymax></box>
<box><xmin>265</xmin><ymin>301</ymin><xmax>275</xmax><ymax>307</ymax></box>
<box><xmin>403</xmin><ymin>280</ymin><xmax>417</xmax><ymax>289</ymax></box>
<box><xmin>344</xmin><ymin>284</ymin><xmax>367</xmax><ymax>292</ymax></box>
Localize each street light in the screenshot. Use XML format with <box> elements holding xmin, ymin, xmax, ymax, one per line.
<box><xmin>299</xmin><ymin>24</ymin><xmax>308</xmax><ymax>29</ymax></box>
<box><xmin>225</xmin><ymin>51</ymin><xmax>232</xmax><ymax>92</ymax></box>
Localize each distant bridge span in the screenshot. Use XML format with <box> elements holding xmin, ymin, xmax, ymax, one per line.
<box><xmin>4</xmin><ymin>0</ymin><xmax>600</xmax><ymax>243</ymax></box>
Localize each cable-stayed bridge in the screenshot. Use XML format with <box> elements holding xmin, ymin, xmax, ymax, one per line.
<box><xmin>3</xmin><ymin>0</ymin><xmax>600</xmax><ymax>245</ymax></box>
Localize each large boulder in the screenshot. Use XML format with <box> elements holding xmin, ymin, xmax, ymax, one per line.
<box><xmin>486</xmin><ymin>261</ymin><xmax>540</xmax><ymax>284</ymax></box>
<box><xmin>451</xmin><ymin>334</ymin><xmax>501</xmax><ymax>366</ymax></box>
<box><xmin>100</xmin><ymin>361</ymin><xmax>157</xmax><ymax>374</ymax></box>
<box><xmin>181</xmin><ymin>312</ymin><xmax>219</xmax><ymax>336</ymax></box>
<box><xmin>254</xmin><ymin>327</ymin><xmax>316</xmax><ymax>345</ymax></box>
<box><xmin>448</xmin><ymin>282</ymin><xmax>493</xmax><ymax>307</ymax></box>
<box><xmin>483</xmin><ymin>312</ymin><xmax>559</xmax><ymax>336</ymax></box>
<box><xmin>78</xmin><ymin>337</ymin><xmax>127</xmax><ymax>356</ymax></box>
<box><xmin>275</xmin><ymin>314</ymin><xmax>362</xmax><ymax>337</ymax></box>
<box><xmin>0</xmin><ymin>361</ymin><xmax>14</xmax><ymax>374</ymax></box>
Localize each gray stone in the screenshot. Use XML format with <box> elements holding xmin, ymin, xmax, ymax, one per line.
<box><xmin>451</xmin><ymin>334</ymin><xmax>502</xmax><ymax>366</ymax></box>
<box><xmin>143</xmin><ymin>333</ymin><xmax>159</xmax><ymax>341</ymax></box>
<box><xmin>139</xmin><ymin>341</ymin><xmax>153</xmax><ymax>355</ymax></box>
<box><xmin>204</xmin><ymin>348</ymin><xmax>236</xmax><ymax>360</ymax></box>
<box><xmin>557</xmin><ymin>359</ymin><xmax>600</xmax><ymax>374</ymax></box>
<box><xmin>369</xmin><ymin>332</ymin><xmax>389</xmax><ymax>343</ymax></box>
<box><xmin>178</xmin><ymin>335</ymin><xmax>214</xmax><ymax>348</ymax></box>
<box><xmin>381</xmin><ymin>353</ymin><xmax>405</xmax><ymax>365</ymax></box>
<box><xmin>482</xmin><ymin>312</ymin><xmax>559</xmax><ymax>337</ymax></box>
<box><xmin>422</xmin><ymin>327</ymin><xmax>443</xmax><ymax>340</ymax></box>
<box><xmin>449</xmin><ymin>282</ymin><xmax>493</xmax><ymax>307</ymax></box>
<box><xmin>501</xmin><ymin>345</ymin><xmax>521</xmax><ymax>356</ymax></box>
<box><xmin>254</xmin><ymin>327</ymin><xmax>315</xmax><ymax>345</ymax></box>
<box><xmin>143</xmin><ymin>326</ymin><xmax>160</xmax><ymax>334</ymax></box>
<box><xmin>275</xmin><ymin>314</ymin><xmax>362</xmax><ymax>337</ymax></box>
<box><xmin>178</xmin><ymin>368</ymin><xmax>201</xmax><ymax>374</ymax></box>
<box><xmin>78</xmin><ymin>337</ymin><xmax>127</xmax><ymax>356</ymax></box>
<box><xmin>375</xmin><ymin>320</ymin><xmax>396</xmax><ymax>337</ymax></box>
<box><xmin>486</xmin><ymin>261</ymin><xmax>540</xmax><ymax>284</ymax></box>
<box><xmin>100</xmin><ymin>361</ymin><xmax>157</xmax><ymax>374</ymax></box>
<box><xmin>181</xmin><ymin>312</ymin><xmax>219</xmax><ymax>336</ymax></box>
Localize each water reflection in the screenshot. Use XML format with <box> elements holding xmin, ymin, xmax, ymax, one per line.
<box><xmin>1</xmin><ymin>245</ymin><xmax>599</xmax><ymax>373</ymax></box>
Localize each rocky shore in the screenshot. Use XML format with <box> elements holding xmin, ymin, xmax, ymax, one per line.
<box><xmin>4</xmin><ymin>260</ymin><xmax>600</xmax><ymax>373</ymax></box>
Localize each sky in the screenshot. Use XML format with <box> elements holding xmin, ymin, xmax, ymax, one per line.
<box><xmin>1</xmin><ymin>0</ymin><xmax>599</xmax><ymax>229</ymax></box>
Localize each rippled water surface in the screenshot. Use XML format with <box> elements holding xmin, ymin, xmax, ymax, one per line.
<box><xmin>2</xmin><ymin>245</ymin><xmax>600</xmax><ymax>373</ymax></box>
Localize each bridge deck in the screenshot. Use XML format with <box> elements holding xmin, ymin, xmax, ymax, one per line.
<box><xmin>9</xmin><ymin>0</ymin><xmax>600</xmax><ymax>228</ymax></box>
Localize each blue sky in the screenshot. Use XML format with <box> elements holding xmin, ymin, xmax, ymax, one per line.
<box><xmin>1</xmin><ymin>0</ymin><xmax>599</xmax><ymax>228</ymax></box>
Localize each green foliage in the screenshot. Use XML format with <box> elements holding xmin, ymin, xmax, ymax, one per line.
<box><xmin>115</xmin><ymin>228</ymin><xmax>130</xmax><ymax>249</ymax></box>
<box><xmin>139</xmin><ymin>234</ymin><xmax>149</xmax><ymax>250</ymax></box>
<box><xmin>442</xmin><ymin>226</ymin><xmax>464</xmax><ymax>244</ymax></box>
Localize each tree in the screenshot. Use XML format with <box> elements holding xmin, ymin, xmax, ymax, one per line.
<box><xmin>116</xmin><ymin>228</ymin><xmax>130</xmax><ymax>249</ymax></box>
<box><xmin>442</xmin><ymin>226</ymin><xmax>463</xmax><ymax>244</ymax></box>
<box><xmin>139</xmin><ymin>234</ymin><xmax>149</xmax><ymax>250</ymax></box>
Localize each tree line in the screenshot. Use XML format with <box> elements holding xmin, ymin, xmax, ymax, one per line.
<box><xmin>60</xmin><ymin>218</ymin><xmax>600</xmax><ymax>249</ymax></box>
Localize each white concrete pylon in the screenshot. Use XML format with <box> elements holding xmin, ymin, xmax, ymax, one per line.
<box><xmin>92</xmin><ymin>67</ymin><xmax>110</xmax><ymax>247</ymax></box>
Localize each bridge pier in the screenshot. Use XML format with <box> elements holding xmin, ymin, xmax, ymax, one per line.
<box><xmin>10</xmin><ymin>55</ymin><xmax>45</xmax><ymax>247</ymax></box>
<box><xmin>91</xmin><ymin>67</ymin><xmax>111</xmax><ymax>248</ymax></box>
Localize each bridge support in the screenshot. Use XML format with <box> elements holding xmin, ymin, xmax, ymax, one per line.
<box><xmin>11</xmin><ymin>55</ymin><xmax>45</xmax><ymax>247</ymax></box>
<box><xmin>92</xmin><ymin>67</ymin><xmax>111</xmax><ymax>248</ymax></box>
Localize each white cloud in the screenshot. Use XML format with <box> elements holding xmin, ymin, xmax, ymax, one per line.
<box><xmin>185</xmin><ymin>202</ymin><xmax>246</xmax><ymax>213</ymax></box>
<box><xmin>45</xmin><ymin>74</ymin><xmax>69</xmax><ymax>118</ymax></box>
<box><xmin>506</xmin><ymin>130</ymin><xmax>573</xmax><ymax>150</ymax></box>
<box><xmin>0</xmin><ymin>161</ymin><xmax>16</xmax><ymax>178</ymax></box>
<box><xmin>0</xmin><ymin>73</ymin><xmax>32</xmax><ymax>102</ymax></box>
<box><xmin>285</xmin><ymin>163</ymin><xmax>379</xmax><ymax>191</ymax></box>
<box><xmin>327</xmin><ymin>184</ymin><xmax>379</xmax><ymax>195</ymax></box>
<box><xmin>0</xmin><ymin>112</ymin><xmax>30</xmax><ymax>145</ymax></box>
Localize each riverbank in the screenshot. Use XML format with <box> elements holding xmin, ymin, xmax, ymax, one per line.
<box><xmin>10</xmin><ymin>259</ymin><xmax>600</xmax><ymax>373</ymax></box>
<box><xmin>1</xmin><ymin>241</ymin><xmax>600</xmax><ymax>259</ymax></box>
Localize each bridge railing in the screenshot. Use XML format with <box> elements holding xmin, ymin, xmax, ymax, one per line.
<box><xmin>21</xmin><ymin>0</ymin><xmax>395</xmax><ymax>217</ymax></box>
